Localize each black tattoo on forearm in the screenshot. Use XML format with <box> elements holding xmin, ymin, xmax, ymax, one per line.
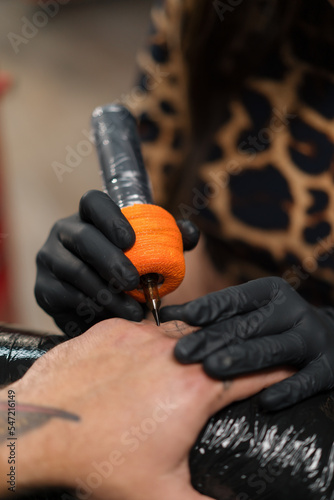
<box><xmin>0</xmin><ymin>402</ymin><xmax>80</xmax><ymax>442</ymax></box>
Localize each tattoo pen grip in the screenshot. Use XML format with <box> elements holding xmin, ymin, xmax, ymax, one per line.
<box><xmin>91</xmin><ymin>105</ymin><xmax>185</xmax><ymax>323</ymax></box>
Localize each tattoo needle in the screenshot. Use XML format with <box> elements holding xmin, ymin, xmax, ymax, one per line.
<box><xmin>140</xmin><ymin>274</ymin><xmax>161</xmax><ymax>326</ymax></box>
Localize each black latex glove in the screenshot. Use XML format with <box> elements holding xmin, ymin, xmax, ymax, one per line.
<box><xmin>35</xmin><ymin>189</ymin><xmax>199</xmax><ymax>336</ymax></box>
<box><xmin>161</xmin><ymin>277</ymin><xmax>334</xmax><ymax>410</ymax></box>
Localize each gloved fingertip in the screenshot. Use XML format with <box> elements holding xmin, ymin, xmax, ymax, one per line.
<box><xmin>176</xmin><ymin>220</ymin><xmax>200</xmax><ymax>252</ymax></box>
<box><xmin>118</xmin><ymin>230</ymin><xmax>136</xmax><ymax>251</ymax></box>
<box><xmin>258</xmin><ymin>390</ymin><xmax>290</xmax><ymax>412</ymax></box>
<box><xmin>203</xmin><ymin>353</ymin><xmax>234</xmax><ymax>379</ymax></box>
<box><xmin>174</xmin><ymin>335</ymin><xmax>203</xmax><ymax>363</ymax></box>
<box><xmin>126</xmin><ymin>303</ymin><xmax>146</xmax><ymax>323</ymax></box>
<box><xmin>116</xmin><ymin>219</ymin><xmax>137</xmax><ymax>249</ymax></box>
<box><xmin>132</xmin><ymin>310</ymin><xmax>145</xmax><ymax>322</ymax></box>
<box><xmin>121</xmin><ymin>272</ymin><xmax>140</xmax><ymax>292</ymax></box>
<box><xmin>119</xmin><ymin>309</ymin><xmax>143</xmax><ymax>324</ymax></box>
<box><xmin>174</xmin><ymin>344</ymin><xmax>195</xmax><ymax>364</ymax></box>
<box><xmin>160</xmin><ymin>305</ymin><xmax>184</xmax><ymax>323</ymax></box>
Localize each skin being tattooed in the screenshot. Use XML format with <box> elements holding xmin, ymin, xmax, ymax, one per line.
<box><xmin>0</xmin><ymin>319</ymin><xmax>292</xmax><ymax>500</ymax></box>
<box><xmin>0</xmin><ymin>402</ymin><xmax>80</xmax><ymax>443</ymax></box>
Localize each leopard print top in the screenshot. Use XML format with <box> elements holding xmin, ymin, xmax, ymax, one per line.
<box><xmin>130</xmin><ymin>0</ymin><xmax>334</xmax><ymax>306</ymax></box>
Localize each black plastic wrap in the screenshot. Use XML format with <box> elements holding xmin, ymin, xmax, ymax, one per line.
<box><xmin>190</xmin><ymin>393</ymin><xmax>334</xmax><ymax>499</ymax></box>
<box><xmin>91</xmin><ymin>105</ymin><xmax>153</xmax><ymax>209</ymax></box>
<box><xmin>0</xmin><ymin>324</ymin><xmax>64</xmax><ymax>387</ymax></box>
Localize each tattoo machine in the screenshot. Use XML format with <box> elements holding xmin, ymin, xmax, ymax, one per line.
<box><xmin>91</xmin><ymin>105</ymin><xmax>185</xmax><ymax>326</ymax></box>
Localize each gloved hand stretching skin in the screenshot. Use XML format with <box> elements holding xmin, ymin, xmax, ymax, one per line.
<box><xmin>161</xmin><ymin>276</ymin><xmax>334</xmax><ymax>410</ymax></box>
<box><xmin>34</xmin><ymin>190</ymin><xmax>199</xmax><ymax>335</ymax></box>
<box><xmin>0</xmin><ymin>319</ymin><xmax>291</xmax><ymax>499</ymax></box>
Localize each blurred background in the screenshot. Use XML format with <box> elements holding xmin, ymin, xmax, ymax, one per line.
<box><xmin>0</xmin><ymin>0</ymin><xmax>152</xmax><ymax>332</ymax></box>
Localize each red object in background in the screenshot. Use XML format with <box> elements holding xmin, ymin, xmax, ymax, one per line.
<box><xmin>0</xmin><ymin>74</ymin><xmax>11</xmax><ymax>96</ymax></box>
<box><xmin>0</xmin><ymin>73</ymin><xmax>14</xmax><ymax>322</ymax></box>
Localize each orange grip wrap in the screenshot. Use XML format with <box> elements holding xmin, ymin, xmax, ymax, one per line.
<box><xmin>121</xmin><ymin>204</ymin><xmax>185</xmax><ymax>302</ymax></box>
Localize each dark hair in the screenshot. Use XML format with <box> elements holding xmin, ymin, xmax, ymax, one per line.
<box><xmin>169</xmin><ymin>0</ymin><xmax>334</xmax><ymax>215</ymax></box>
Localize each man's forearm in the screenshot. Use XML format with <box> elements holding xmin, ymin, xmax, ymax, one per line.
<box><xmin>0</xmin><ymin>387</ymin><xmax>80</xmax><ymax>497</ymax></box>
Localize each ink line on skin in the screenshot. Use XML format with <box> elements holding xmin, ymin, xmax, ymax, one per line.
<box><xmin>162</xmin><ymin>320</ymin><xmax>198</xmax><ymax>339</ymax></box>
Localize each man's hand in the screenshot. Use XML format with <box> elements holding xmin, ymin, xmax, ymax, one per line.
<box><xmin>0</xmin><ymin>319</ymin><xmax>290</xmax><ymax>499</ymax></box>
<box><xmin>161</xmin><ymin>277</ymin><xmax>334</xmax><ymax>411</ymax></box>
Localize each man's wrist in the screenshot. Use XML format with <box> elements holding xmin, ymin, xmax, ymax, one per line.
<box><xmin>0</xmin><ymin>383</ymin><xmax>77</xmax><ymax>496</ymax></box>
